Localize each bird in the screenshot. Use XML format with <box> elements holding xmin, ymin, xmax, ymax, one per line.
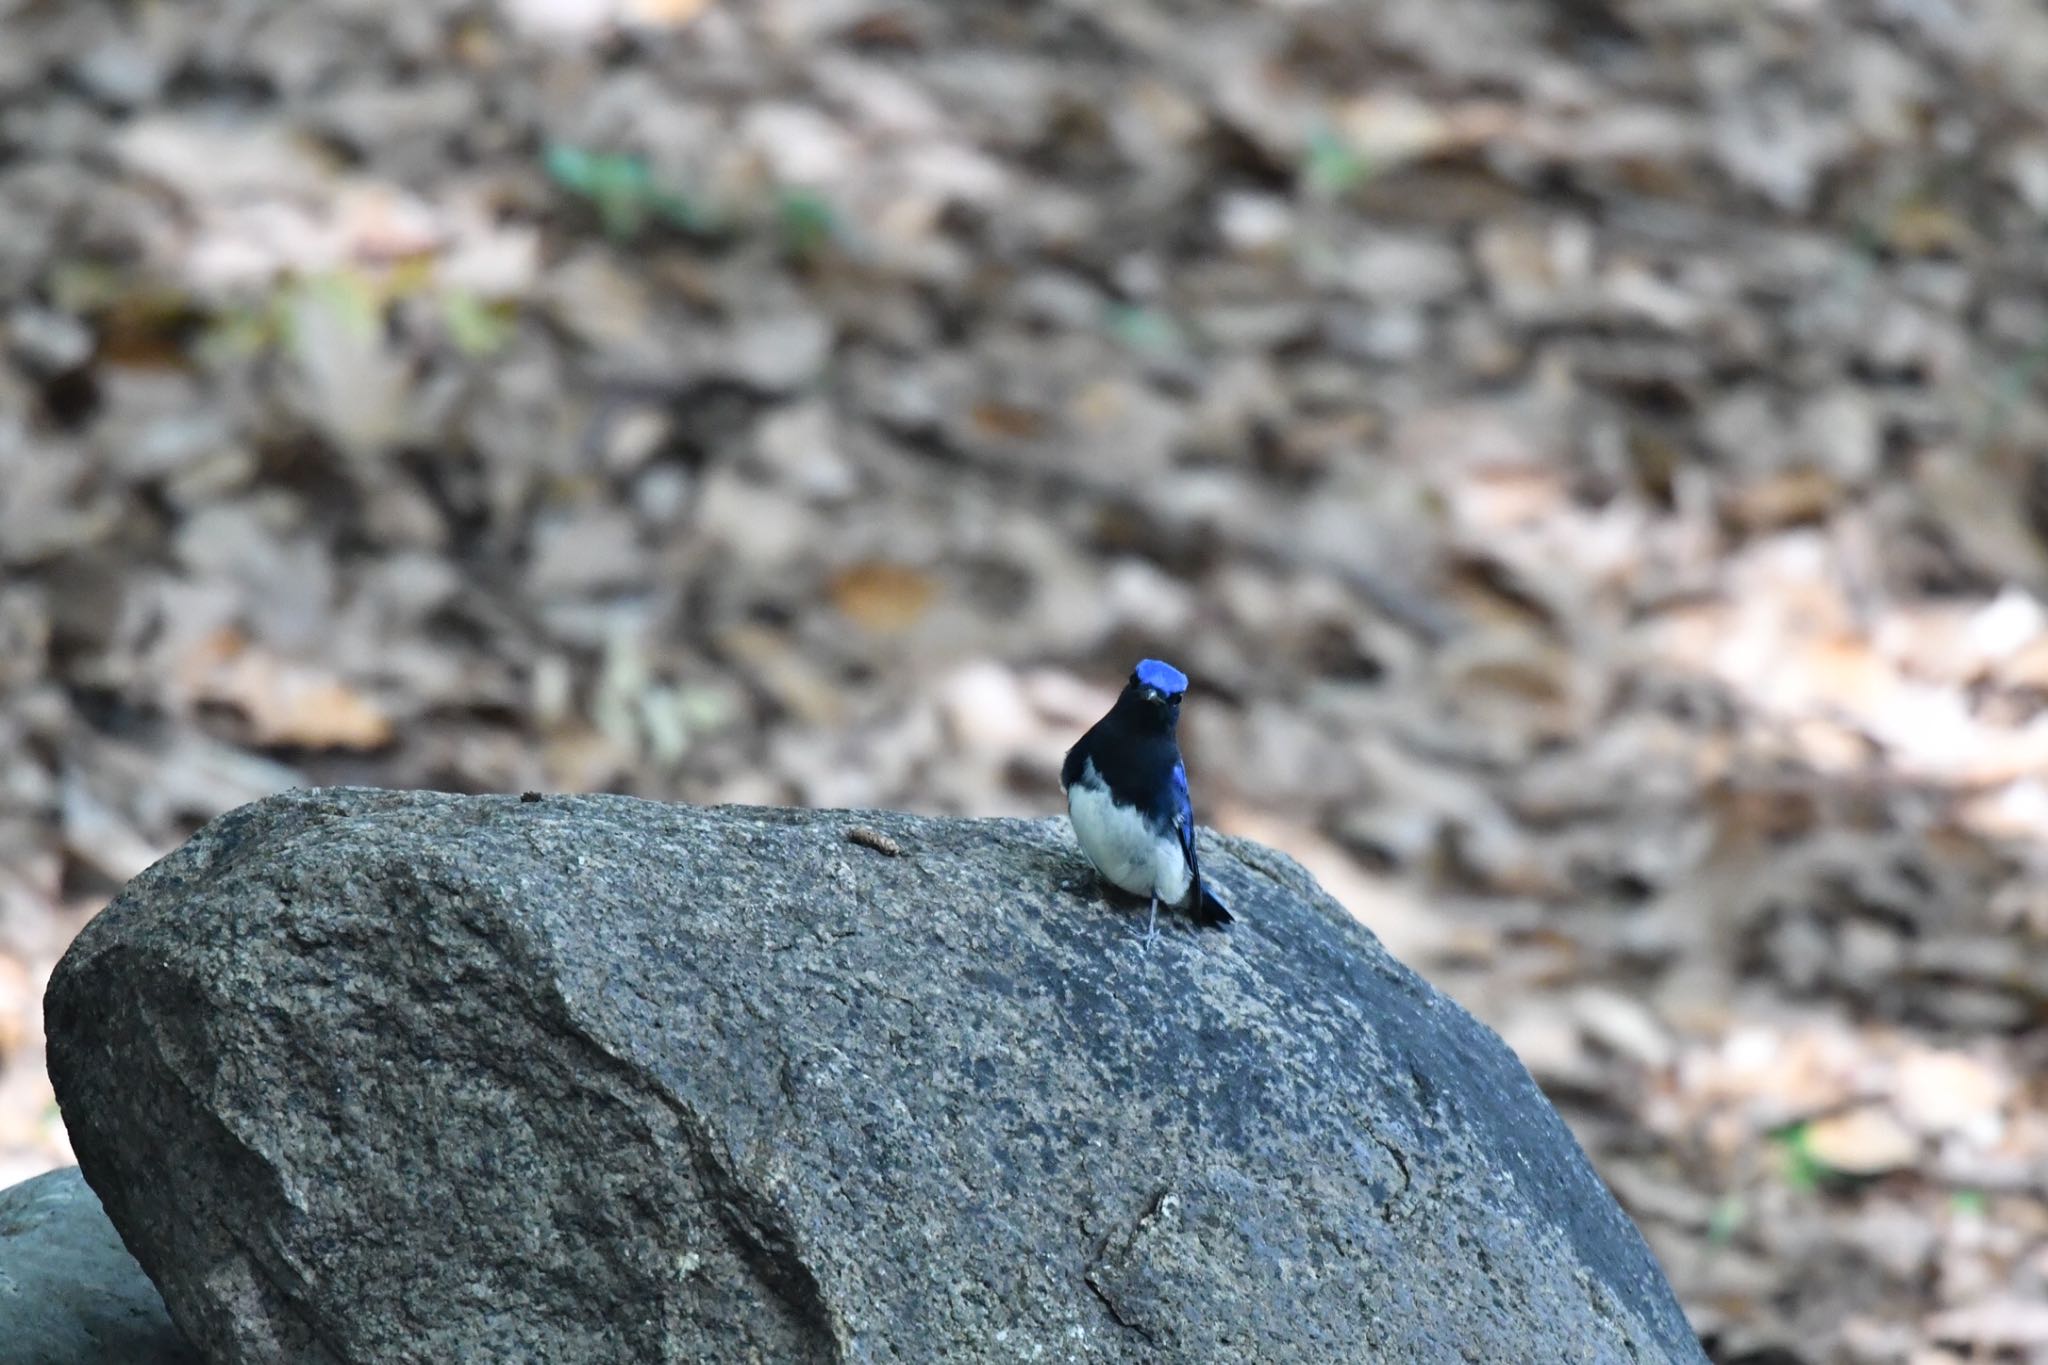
<box><xmin>1061</xmin><ymin>658</ymin><xmax>1232</xmax><ymax>941</ymax></box>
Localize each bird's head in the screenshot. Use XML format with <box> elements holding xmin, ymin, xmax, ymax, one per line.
<box><xmin>1115</xmin><ymin>658</ymin><xmax>1188</xmax><ymax>730</ymax></box>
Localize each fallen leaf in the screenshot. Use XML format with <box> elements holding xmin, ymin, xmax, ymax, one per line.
<box><xmin>1573</xmin><ymin>988</ymin><xmax>1675</xmax><ymax>1071</ymax></box>
<box><xmin>0</xmin><ymin>958</ymin><xmax>34</xmax><ymax>1054</ymax></box>
<box><xmin>1995</xmin><ymin>632</ymin><xmax>2048</xmax><ymax>690</ymax></box>
<box><xmin>829</xmin><ymin>562</ymin><xmax>937</xmax><ymax>632</ymax></box>
<box><xmin>1928</xmin><ymin>1299</ymin><xmax>2048</xmax><ymax>1350</ymax></box>
<box><xmin>59</xmin><ymin>775</ymin><xmax>164</xmax><ymax>885</ymax></box>
<box><xmin>1885</xmin><ymin>200</ymin><xmax>1974</xmax><ymax>256</ymax></box>
<box><xmin>1801</xmin><ymin>1106</ymin><xmax>1920</xmax><ymax>1177</ymax></box>
<box><xmin>1722</xmin><ymin>468</ymin><xmax>1840</xmax><ymax>531</ymax></box>
<box><xmin>937</xmin><ymin>661</ymin><xmax>1037</xmax><ymax>755</ymax></box>
<box><xmin>1891</xmin><ymin>1050</ymin><xmax>2007</xmax><ymax>1137</ymax></box>
<box><xmin>1217</xmin><ymin>806</ymin><xmax>1462</xmax><ymax>964</ymax></box>
<box><xmin>282</xmin><ymin>274</ymin><xmax>406</xmax><ymax>458</ymax></box>
<box><xmin>626</xmin><ymin>0</ymin><xmax>711</xmax><ymax>25</ymax></box>
<box><xmin>181</xmin><ymin>628</ymin><xmax>395</xmax><ymax>750</ymax></box>
<box><xmin>968</xmin><ymin>400</ymin><xmax>1045</xmax><ymax>440</ymax></box>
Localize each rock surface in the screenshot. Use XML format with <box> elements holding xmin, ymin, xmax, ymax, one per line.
<box><xmin>0</xmin><ymin>1165</ymin><xmax>197</xmax><ymax>1365</ymax></box>
<box><xmin>47</xmin><ymin>788</ymin><xmax>1705</xmax><ymax>1363</ymax></box>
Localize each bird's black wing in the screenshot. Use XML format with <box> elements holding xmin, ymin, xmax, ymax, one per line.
<box><xmin>1060</xmin><ymin>733</ymin><xmax>1092</xmax><ymax>791</ymax></box>
<box><xmin>1171</xmin><ymin>759</ymin><xmax>1231</xmax><ymax>927</ymax></box>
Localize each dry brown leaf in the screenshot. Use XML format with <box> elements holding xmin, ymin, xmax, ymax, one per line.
<box><xmin>0</xmin><ymin>958</ymin><xmax>32</xmax><ymax>1055</ymax></box>
<box><xmin>1722</xmin><ymin>469</ymin><xmax>1840</xmax><ymax>531</ymax></box>
<box><xmin>1995</xmin><ymin>633</ymin><xmax>2048</xmax><ymax>691</ymax></box>
<box><xmin>1803</xmin><ymin>1106</ymin><xmax>1919</xmax><ymax>1176</ymax></box>
<box><xmin>541</xmin><ymin>726</ymin><xmax>634</xmax><ymax>794</ymax></box>
<box><xmin>1884</xmin><ymin>200</ymin><xmax>1974</xmax><ymax>256</ymax></box>
<box><xmin>95</xmin><ymin>289</ymin><xmax>200</xmax><ymax>369</ymax></box>
<box><xmin>1687</xmin><ymin>1024</ymin><xmax>1863</xmax><ymax>1128</ymax></box>
<box><xmin>1216</xmin><ymin>806</ymin><xmax>1461</xmax><ymax>964</ymax></box>
<box><xmin>968</xmin><ymin>401</ymin><xmax>1045</xmax><ymax>440</ymax></box>
<box><xmin>829</xmin><ymin>562</ymin><xmax>937</xmax><ymax>632</ymax></box>
<box><xmin>1336</xmin><ymin>93</ymin><xmax>1453</xmax><ymax>165</ymax></box>
<box><xmin>716</xmin><ymin>624</ymin><xmax>843</xmax><ymax>726</ymax></box>
<box><xmin>182</xmin><ymin>628</ymin><xmax>395</xmax><ymax>750</ymax></box>
<box><xmin>1445</xmin><ymin>645</ymin><xmax>1577</xmax><ymax>707</ymax></box>
<box><xmin>1572</xmin><ymin>988</ymin><xmax>1675</xmax><ymax>1071</ymax></box>
<box><xmin>1450</xmin><ymin>467</ymin><xmax>1570</xmax><ymax>530</ymax></box>
<box><xmin>626</xmin><ymin>0</ymin><xmax>711</xmax><ymax>25</ymax></box>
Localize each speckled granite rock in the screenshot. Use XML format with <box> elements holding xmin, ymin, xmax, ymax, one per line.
<box><xmin>47</xmin><ymin>787</ymin><xmax>1705</xmax><ymax>1363</ymax></box>
<box><xmin>0</xmin><ymin>1165</ymin><xmax>197</xmax><ymax>1365</ymax></box>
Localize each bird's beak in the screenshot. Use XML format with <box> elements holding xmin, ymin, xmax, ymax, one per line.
<box><xmin>1139</xmin><ymin>685</ymin><xmax>1165</xmax><ymax>705</ymax></box>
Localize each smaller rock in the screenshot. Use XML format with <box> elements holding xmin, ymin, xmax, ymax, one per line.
<box><xmin>0</xmin><ymin>1166</ymin><xmax>197</xmax><ymax>1364</ymax></box>
<box><xmin>719</xmin><ymin>311</ymin><xmax>834</xmax><ymax>393</ymax></box>
<box><xmin>1337</xmin><ymin>233</ymin><xmax>1468</xmax><ymax>306</ymax></box>
<box><xmin>1794</xmin><ymin>387</ymin><xmax>1881</xmax><ymax>483</ymax></box>
<box><xmin>753</xmin><ymin>402</ymin><xmax>856</xmax><ymax>500</ymax></box>
<box><xmin>1475</xmin><ymin>218</ymin><xmax>1593</xmax><ymax>320</ymax></box>
<box><xmin>1215</xmin><ymin>192</ymin><xmax>1294</xmax><ymax>255</ymax></box>
<box><xmin>1328</xmin><ymin>307</ymin><xmax>1429</xmax><ymax>362</ymax></box>
<box><xmin>526</xmin><ymin>506</ymin><xmax>647</xmax><ymax>597</ymax></box>
<box><xmin>69</xmin><ymin>40</ymin><xmax>166</xmax><ymax>109</ymax></box>
<box><xmin>7</xmin><ymin>306</ymin><xmax>94</xmax><ymax>378</ymax></box>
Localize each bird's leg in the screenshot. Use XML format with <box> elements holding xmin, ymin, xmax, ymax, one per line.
<box><xmin>1143</xmin><ymin>895</ymin><xmax>1159</xmax><ymax>945</ymax></box>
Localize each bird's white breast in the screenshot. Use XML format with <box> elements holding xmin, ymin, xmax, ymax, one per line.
<box><xmin>1065</xmin><ymin>760</ymin><xmax>1192</xmax><ymax>904</ymax></box>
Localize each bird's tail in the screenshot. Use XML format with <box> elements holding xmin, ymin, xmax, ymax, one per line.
<box><xmin>1194</xmin><ymin>879</ymin><xmax>1233</xmax><ymax>928</ymax></box>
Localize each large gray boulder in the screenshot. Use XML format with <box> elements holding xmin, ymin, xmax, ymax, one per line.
<box><xmin>47</xmin><ymin>788</ymin><xmax>1705</xmax><ymax>1363</ymax></box>
<box><xmin>0</xmin><ymin>1164</ymin><xmax>198</xmax><ymax>1364</ymax></box>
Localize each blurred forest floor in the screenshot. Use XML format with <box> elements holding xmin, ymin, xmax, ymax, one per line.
<box><xmin>7</xmin><ymin>0</ymin><xmax>2048</xmax><ymax>1359</ymax></box>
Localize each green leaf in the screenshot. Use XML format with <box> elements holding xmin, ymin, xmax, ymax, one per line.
<box><xmin>1303</xmin><ymin>127</ymin><xmax>1375</xmax><ymax>197</ymax></box>
<box><xmin>542</xmin><ymin>142</ymin><xmax>600</xmax><ymax>195</ymax></box>
<box><xmin>674</xmin><ymin>684</ymin><xmax>734</xmax><ymax>732</ymax></box>
<box><xmin>198</xmin><ymin>305</ymin><xmax>278</xmax><ymax>363</ymax></box>
<box><xmin>442</xmin><ymin>290</ymin><xmax>515</xmax><ymax>357</ymax></box>
<box><xmin>275</xmin><ymin>272</ymin><xmax>385</xmax><ymax>358</ymax></box>
<box><xmin>652</xmin><ymin>188</ymin><xmax>723</xmax><ymax>236</ymax></box>
<box><xmin>1705</xmin><ymin>1194</ymin><xmax>1745</xmax><ymax>1246</ymax></box>
<box><xmin>1106</xmin><ymin>303</ymin><xmax>1186</xmax><ymax>356</ymax></box>
<box><xmin>47</xmin><ymin>260</ymin><xmax>126</xmax><ymax>314</ymax></box>
<box><xmin>638</xmin><ymin>685</ymin><xmax>692</xmax><ymax>767</ymax></box>
<box><xmin>544</xmin><ymin>142</ymin><xmax>663</xmax><ymax>239</ymax></box>
<box><xmin>776</xmin><ymin>188</ymin><xmax>839</xmax><ymax>260</ymax></box>
<box><xmin>1772</xmin><ymin>1123</ymin><xmax>1827</xmax><ymax>1193</ymax></box>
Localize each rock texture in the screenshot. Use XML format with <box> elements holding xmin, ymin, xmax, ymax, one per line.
<box><xmin>47</xmin><ymin>788</ymin><xmax>1705</xmax><ymax>1363</ymax></box>
<box><xmin>0</xmin><ymin>1165</ymin><xmax>197</xmax><ymax>1365</ymax></box>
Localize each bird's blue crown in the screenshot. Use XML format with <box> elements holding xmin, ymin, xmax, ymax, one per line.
<box><xmin>1133</xmin><ymin>659</ymin><xmax>1189</xmax><ymax>696</ymax></box>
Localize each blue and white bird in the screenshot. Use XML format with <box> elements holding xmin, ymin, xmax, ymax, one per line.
<box><xmin>1061</xmin><ymin>659</ymin><xmax>1232</xmax><ymax>940</ymax></box>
